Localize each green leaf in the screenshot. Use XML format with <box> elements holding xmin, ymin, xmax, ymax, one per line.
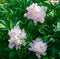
<box><xmin>42</xmin><ymin>56</ymin><xmax>48</xmax><ymax>59</ymax></box>
<box><xmin>9</xmin><ymin>51</ymin><xmax>16</xmax><ymax>59</ymax></box>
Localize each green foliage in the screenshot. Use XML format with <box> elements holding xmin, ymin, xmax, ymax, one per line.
<box><xmin>0</xmin><ymin>0</ymin><xmax>60</xmax><ymax>59</ymax></box>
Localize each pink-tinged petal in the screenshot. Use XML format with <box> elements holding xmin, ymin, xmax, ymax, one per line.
<box><xmin>14</xmin><ymin>24</ymin><xmax>20</xmax><ymax>30</ymax></box>
<box><xmin>33</xmin><ymin>38</ymin><xmax>42</xmax><ymax>43</ymax></box>
<box><xmin>39</xmin><ymin>18</ymin><xmax>45</xmax><ymax>23</ymax></box>
<box><xmin>20</xmin><ymin>29</ymin><xmax>26</xmax><ymax>39</ymax></box>
<box><xmin>29</xmin><ymin>43</ymin><xmax>35</xmax><ymax>51</ymax></box>
<box><xmin>8</xmin><ymin>38</ymin><xmax>15</xmax><ymax>48</ymax></box>
<box><xmin>9</xmin><ymin>42</ymin><xmax>15</xmax><ymax>49</ymax></box>
<box><xmin>36</xmin><ymin>52</ymin><xmax>41</xmax><ymax>59</ymax></box>
<box><xmin>22</xmin><ymin>41</ymin><xmax>26</xmax><ymax>46</ymax></box>
<box><xmin>29</xmin><ymin>48</ymin><xmax>34</xmax><ymax>51</ymax></box>
<box><xmin>16</xmin><ymin>45</ymin><xmax>20</xmax><ymax>50</ymax></box>
<box><xmin>29</xmin><ymin>42</ymin><xmax>34</xmax><ymax>47</ymax></box>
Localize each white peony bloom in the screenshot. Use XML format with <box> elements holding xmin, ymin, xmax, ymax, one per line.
<box><xmin>24</xmin><ymin>3</ymin><xmax>46</xmax><ymax>25</ymax></box>
<box><xmin>8</xmin><ymin>25</ymin><xmax>26</xmax><ymax>50</ymax></box>
<box><xmin>29</xmin><ymin>38</ymin><xmax>47</xmax><ymax>59</ymax></box>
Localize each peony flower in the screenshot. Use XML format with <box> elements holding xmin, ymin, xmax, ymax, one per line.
<box><xmin>29</xmin><ymin>38</ymin><xmax>47</xmax><ymax>59</ymax></box>
<box><xmin>8</xmin><ymin>25</ymin><xmax>26</xmax><ymax>50</ymax></box>
<box><xmin>24</xmin><ymin>3</ymin><xmax>46</xmax><ymax>25</ymax></box>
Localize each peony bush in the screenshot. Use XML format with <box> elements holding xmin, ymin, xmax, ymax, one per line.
<box><xmin>0</xmin><ymin>0</ymin><xmax>60</xmax><ymax>59</ymax></box>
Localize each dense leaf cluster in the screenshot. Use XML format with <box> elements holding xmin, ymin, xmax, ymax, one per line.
<box><xmin>0</xmin><ymin>0</ymin><xmax>60</xmax><ymax>59</ymax></box>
